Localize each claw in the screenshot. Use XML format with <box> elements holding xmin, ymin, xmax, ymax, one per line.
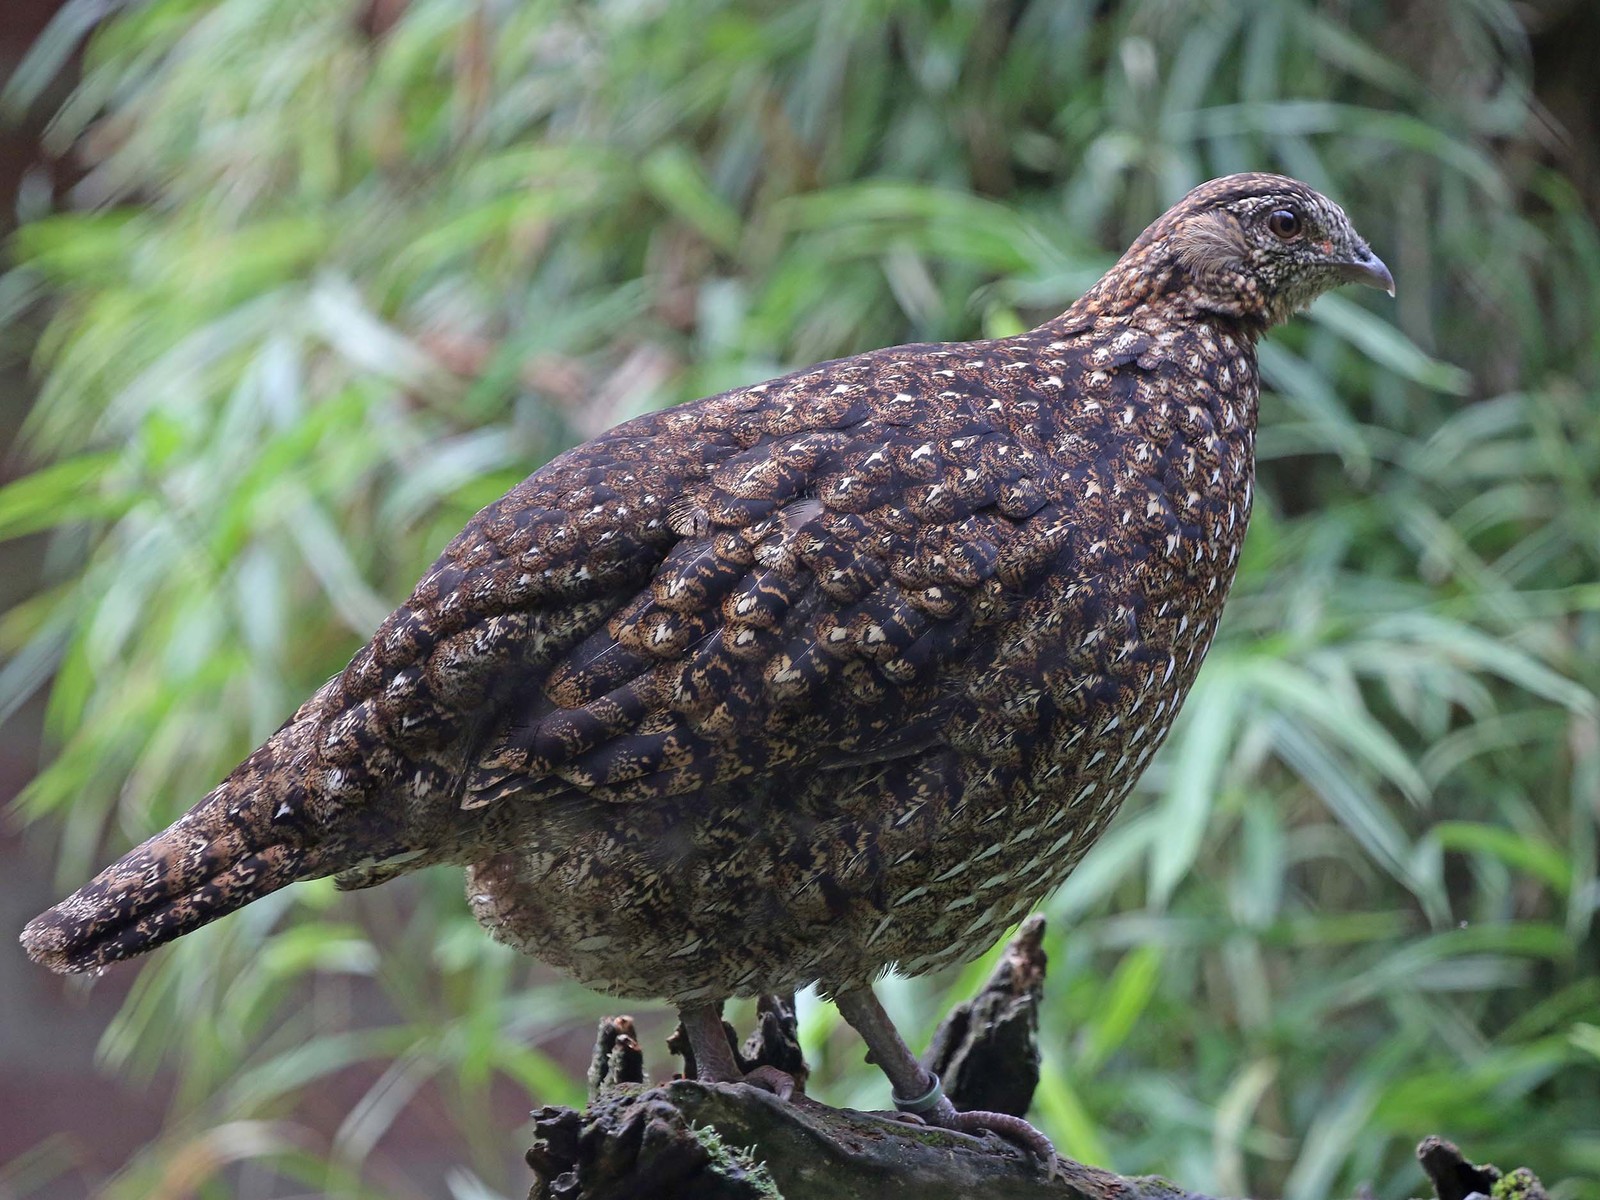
<box><xmin>738</xmin><ymin>1064</ymin><xmax>798</xmax><ymax>1102</ymax></box>
<box><xmin>860</xmin><ymin>1109</ymin><xmax>929</xmax><ymax>1126</ymax></box>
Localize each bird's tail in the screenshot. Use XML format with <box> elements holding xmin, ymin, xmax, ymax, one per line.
<box><xmin>20</xmin><ymin>717</ymin><xmax>341</xmax><ymax>975</ymax></box>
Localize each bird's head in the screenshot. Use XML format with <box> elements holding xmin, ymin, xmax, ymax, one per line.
<box><xmin>1087</xmin><ymin>172</ymin><xmax>1393</xmax><ymax>330</ymax></box>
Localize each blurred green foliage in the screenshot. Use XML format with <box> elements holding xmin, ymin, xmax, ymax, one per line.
<box><xmin>2</xmin><ymin>1</ymin><xmax>1598</xmax><ymax>1197</ymax></box>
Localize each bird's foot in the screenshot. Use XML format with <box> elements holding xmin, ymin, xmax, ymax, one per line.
<box><xmin>926</xmin><ymin>1104</ymin><xmax>1056</xmax><ymax>1164</ymax></box>
<box><xmin>864</xmin><ymin>1093</ymin><xmax>1057</xmax><ymax>1169</ymax></box>
<box><xmin>674</xmin><ymin>1003</ymin><xmax>801</xmax><ymax>1101</ymax></box>
<box><xmin>833</xmin><ymin>986</ymin><xmax>1057</xmax><ymax>1170</ymax></box>
<box><xmin>892</xmin><ymin>1073</ymin><xmax>1055</xmax><ymax>1166</ymax></box>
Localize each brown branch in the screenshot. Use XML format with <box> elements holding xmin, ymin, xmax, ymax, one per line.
<box><xmin>524</xmin><ymin>920</ymin><xmax>1552</xmax><ymax>1200</ymax></box>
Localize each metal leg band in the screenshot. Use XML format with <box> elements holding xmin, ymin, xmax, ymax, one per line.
<box><xmin>892</xmin><ymin>1072</ymin><xmax>945</xmax><ymax>1115</ymax></box>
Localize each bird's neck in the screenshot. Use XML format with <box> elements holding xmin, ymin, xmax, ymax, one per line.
<box><xmin>1059</xmin><ymin>248</ymin><xmax>1274</xmax><ymax>341</ymax></box>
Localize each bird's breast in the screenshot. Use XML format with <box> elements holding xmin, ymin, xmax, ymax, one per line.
<box><xmin>937</xmin><ymin>322</ymin><xmax>1261</xmax><ymax>891</ymax></box>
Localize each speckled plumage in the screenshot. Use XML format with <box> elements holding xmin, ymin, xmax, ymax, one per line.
<box><xmin>23</xmin><ymin>175</ymin><xmax>1391</xmax><ymax>1026</ymax></box>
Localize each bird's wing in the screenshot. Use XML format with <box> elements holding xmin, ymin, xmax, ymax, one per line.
<box><xmin>459</xmin><ymin>349</ymin><xmax>1078</xmax><ymax>811</ymax></box>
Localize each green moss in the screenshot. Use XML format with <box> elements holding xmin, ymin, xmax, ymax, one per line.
<box><xmin>686</xmin><ymin>1122</ymin><xmax>785</xmax><ymax>1200</ymax></box>
<box><xmin>1490</xmin><ymin>1168</ymin><xmax>1545</xmax><ymax>1200</ymax></box>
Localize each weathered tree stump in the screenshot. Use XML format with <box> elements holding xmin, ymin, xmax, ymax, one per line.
<box><xmin>1416</xmin><ymin>1136</ymin><xmax>1547</xmax><ymax>1200</ymax></box>
<box><xmin>525</xmin><ymin>918</ymin><xmax>1551</xmax><ymax>1200</ymax></box>
<box><xmin>925</xmin><ymin>912</ymin><xmax>1046</xmax><ymax>1116</ymax></box>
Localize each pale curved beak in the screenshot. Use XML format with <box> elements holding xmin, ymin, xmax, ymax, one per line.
<box><xmin>1335</xmin><ymin>245</ymin><xmax>1395</xmax><ymax>297</ymax></box>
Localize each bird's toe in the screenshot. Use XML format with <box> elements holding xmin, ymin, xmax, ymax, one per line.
<box><xmin>930</xmin><ymin>1107</ymin><xmax>1057</xmax><ymax>1167</ymax></box>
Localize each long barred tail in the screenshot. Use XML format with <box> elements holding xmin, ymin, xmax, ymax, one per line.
<box><xmin>20</xmin><ymin>720</ymin><xmax>331</xmax><ymax>975</ymax></box>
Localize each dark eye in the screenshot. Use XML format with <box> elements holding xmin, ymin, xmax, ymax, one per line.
<box><xmin>1267</xmin><ymin>208</ymin><xmax>1303</xmax><ymax>241</ymax></box>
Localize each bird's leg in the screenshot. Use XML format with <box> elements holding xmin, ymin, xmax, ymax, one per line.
<box><xmin>677</xmin><ymin>1002</ymin><xmax>797</xmax><ymax>1100</ymax></box>
<box><xmin>678</xmin><ymin>1002</ymin><xmax>742</xmax><ymax>1081</ymax></box>
<box><xmin>832</xmin><ymin>985</ymin><xmax>1056</xmax><ymax>1163</ymax></box>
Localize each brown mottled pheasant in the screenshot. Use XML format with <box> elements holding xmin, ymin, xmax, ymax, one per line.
<box><xmin>23</xmin><ymin>173</ymin><xmax>1391</xmax><ymax>1155</ymax></box>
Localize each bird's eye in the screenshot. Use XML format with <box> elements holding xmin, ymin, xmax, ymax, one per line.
<box><xmin>1267</xmin><ymin>208</ymin><xmax>1303</xmax><ymax>241</ymax></box>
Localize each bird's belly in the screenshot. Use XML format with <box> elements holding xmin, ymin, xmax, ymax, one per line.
<box><xmin>462</xmin><ymin>751</ymin><xmax>1127</xmax><ymax>1003</ymax></box>
<box><xmin>461</xmin><ymin>652</ymin><xmax>1191</xmax><ymax>1005</ymax></box>
<box><xmin>462</xmin><ymin>788</ymin><xmax>925</xmax><ymax>1001</ymax></box>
